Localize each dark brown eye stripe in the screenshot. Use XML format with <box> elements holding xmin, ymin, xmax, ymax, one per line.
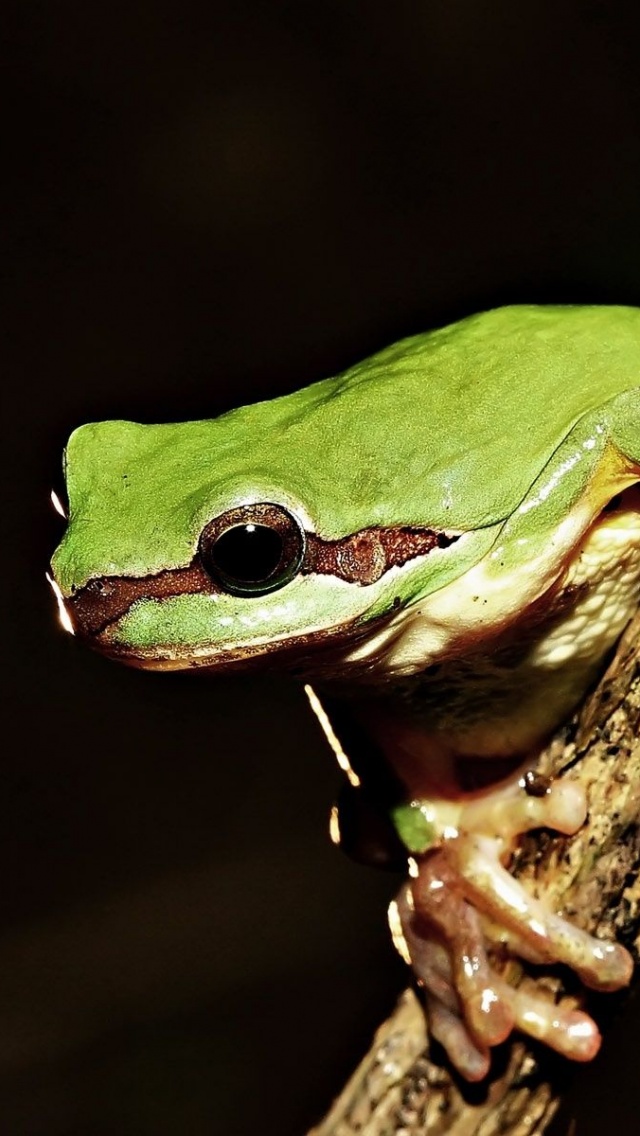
<box><xmin>67</xmin><ymin>524</ymin><xmax>460</xmax><ymax>638</ymax></box>
<box><xmin>305</xmin><ymin>526</ymin><xmax>457</xmax><ymax>585</ymax></box>
<box><xmin>69</xmin><ymin>563</ymin><xmax>213</xmax><ymax>638</ymax></box>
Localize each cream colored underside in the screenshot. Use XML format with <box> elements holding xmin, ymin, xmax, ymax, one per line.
<box><xmin>341</xmin><ymin>492</ymin><xmax>640</xmax><ymax>759</ymax></box>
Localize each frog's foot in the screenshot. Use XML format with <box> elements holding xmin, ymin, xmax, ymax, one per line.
<box><xmin>393</xmin><ymin>858</ymin><xmax>604</xmax><ymax>1081</ymax></box>
<box><xmin>453</xmin><ymin>831</ymin><xmax>632</xmax><ymax>990</ymax></box>
<box><xmin>392</xmin><ymin>775</ymin><xmax>633</xmax><ymax>1079</ymax></box>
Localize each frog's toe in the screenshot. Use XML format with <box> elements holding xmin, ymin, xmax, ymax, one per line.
<box><xmin>426</xmin><ymin>994</ymin><xmax>491</xmax><ymax>1082</ymax></box>
<box><xmin>505</xmin><ymin>983</ymin><xmax>601</xmax><ymax>1061</ymax></box>
<box><xmin>392</xmin><ymin>883</ymin><xmax>497</xmax><ymax>1078</ymax></box>
<box><xmin>453</xmin><ymin>833</ymin><xmax>633</xmax><ymax>990</ymax></box>
<box><xmin>397</xmin><ymin>858</ymin><xmax>515</xmax><ymax>1049</ymax></box>
<box><xmin>462</xmin><ymin>775</ymin><xmax>587</xmax><ymax>843</ymax></box>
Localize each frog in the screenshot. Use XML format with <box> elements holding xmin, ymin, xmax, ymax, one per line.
<box><xmin>49</xmin><ymin>304</ymin><xmax>640</xmax><ymax>1081</ymax></box>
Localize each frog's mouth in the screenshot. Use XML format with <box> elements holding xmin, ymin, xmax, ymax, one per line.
<box><xmin>97</xmin><ymin>613</ymin><xmax>393</xmax><ymax>680</ymax></box>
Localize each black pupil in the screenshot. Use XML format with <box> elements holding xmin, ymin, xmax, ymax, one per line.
<box><xmin>212</xmin><ymin>524</ymin><xmax>284</xmax><ymax>584</ymax></box>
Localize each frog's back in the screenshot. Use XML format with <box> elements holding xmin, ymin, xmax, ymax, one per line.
<box><xmin>60</xmin><ymin>305</ymin><xmax>640</xmax><ymax>590</ymax></box>
<box><xmin>342</xmin><ymin>304</ymin><xmax>640</xmax><ymax>419</ymax></box>
<box><xmin>271</xmin><ymin>304</ymin><xmax>640</xmax><ymax>531</ymax></box>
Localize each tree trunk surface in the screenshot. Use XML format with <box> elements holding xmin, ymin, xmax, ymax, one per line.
<box><xmin>309</xmin><ymin>610</ymin><xmax>640</xmax><ymax>1136</ymax></box>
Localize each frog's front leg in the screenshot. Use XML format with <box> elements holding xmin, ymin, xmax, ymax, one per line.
<box><xmin>392</xmin><ymin>772</ymin><xmax>633</xmax><ymax>1080</ymax></box>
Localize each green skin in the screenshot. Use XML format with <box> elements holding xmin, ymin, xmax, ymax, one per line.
<box><xmin>50</xmin><ymin>304</ymin><xmax>640</xmax><ymax>1078</ymax></box>
<box><xmin>52</xmin><ymin>305</ymin><xmax>640</xmax><ymax>656</ymax></box>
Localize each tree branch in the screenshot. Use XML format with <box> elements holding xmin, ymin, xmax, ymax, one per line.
<box><xmin>310</xmin><ymin>610</ymin><xmax>640</xmax><ymax>1136</ymax></box>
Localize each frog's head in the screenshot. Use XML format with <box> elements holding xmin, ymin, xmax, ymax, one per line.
<box><xmin>48</xmin><ymin>409</ymin><xmax>498</xmax><ymax>676</ymax></box>
<box><xmin>49</xmin><ymin>306</ymin><xmax>640</xmax><ymax>677</ymax></box>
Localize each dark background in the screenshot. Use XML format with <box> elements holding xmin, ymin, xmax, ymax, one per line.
<box><xmin>5</xmin><ymin>2</ymin><xmax>640</xmax><ymax>1133</ymax></box>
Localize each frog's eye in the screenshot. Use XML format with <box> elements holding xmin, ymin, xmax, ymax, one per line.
<box><xmin>199</xmin><ymin>503</ymin><xmax>306</xmax><ymax>597</ymax></box>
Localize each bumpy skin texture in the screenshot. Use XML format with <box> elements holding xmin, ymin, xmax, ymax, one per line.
<box><xmin>50</xmin><ymin>305</ymin><xmax>640</xmax><ymax>1080</ymax></box>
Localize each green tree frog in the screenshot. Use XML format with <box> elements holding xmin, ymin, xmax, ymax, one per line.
<box><xmin>49</xmin><ymin>305</ymin><xmax>640</xmax><ymax>1081</ymax></box>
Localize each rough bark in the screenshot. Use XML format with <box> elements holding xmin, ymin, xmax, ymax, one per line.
<box><xmin>310</xmin><ymin>610</ymin><xmax>640</xmax><ymax>1136</ymax></box>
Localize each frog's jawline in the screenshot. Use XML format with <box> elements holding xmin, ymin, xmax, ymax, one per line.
<box><xmin>95</xmin><ymin>611</ymin><xmax>386</xmax><ymax>677</ymax></box>
<box><xmin>66</xmin><ymin>523</ymin><xmax>461</xmax><ymax>640</ymax></box>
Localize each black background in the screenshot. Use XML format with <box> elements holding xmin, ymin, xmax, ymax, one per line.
<box><xmin>5</xmin><ymin>2</ymin><xmax>640</xmax><ymax>1133</ymax></box>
